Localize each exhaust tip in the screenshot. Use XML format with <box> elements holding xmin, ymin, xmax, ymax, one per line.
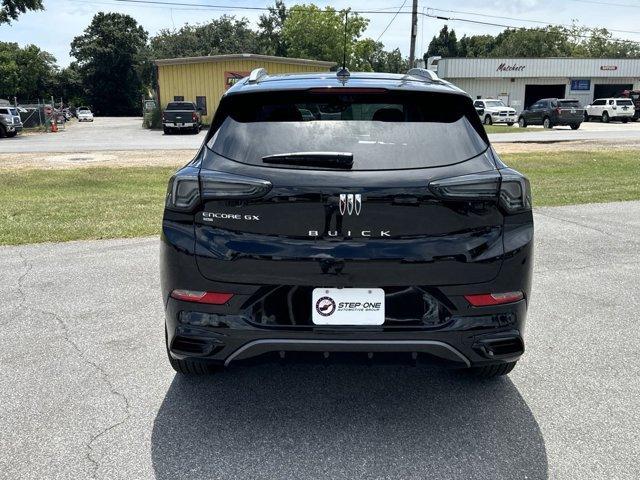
<box><xmin>473</xmin><ymin>335</ymin><xmax>524</xmax><ymax>359</ymax></box>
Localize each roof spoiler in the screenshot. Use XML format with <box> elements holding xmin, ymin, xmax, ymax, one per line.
<box><xmin>247</xmin><ymin>68</ymin><xmax>268</xmax><ymax>84</ymax></box>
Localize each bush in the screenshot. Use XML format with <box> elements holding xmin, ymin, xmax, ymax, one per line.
<box><xmin>143</xmin><ymin>106</ymin><xmax>162</xmax><ymax>129</ymax></box>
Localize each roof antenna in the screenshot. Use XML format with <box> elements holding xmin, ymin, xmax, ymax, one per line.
<box><xmin>336</xmin><ymin>10</ymin><xmax>350</xmax><ymax>81</ymax></box>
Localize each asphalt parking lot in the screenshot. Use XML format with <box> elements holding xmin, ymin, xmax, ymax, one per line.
<box><xmin>2</xmin><ymin>116</ymin><xmax>640</xmax><ymax>153</ymax></box>
<box><xmin>1</xmin><ymin>201</ymin><xmax>639</xmax><ymax>479</ymax></box>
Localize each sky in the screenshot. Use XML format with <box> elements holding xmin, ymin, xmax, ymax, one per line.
<box><xmin>2</xmin><ymin>0</ymin><xmax>640</xmax><ymax>67</ymax></box>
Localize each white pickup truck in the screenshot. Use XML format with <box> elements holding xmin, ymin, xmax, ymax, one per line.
<box><xmin>473</xmin><ymin>99</ymin><xmax>517</xmax><ymax>126</ymax></box>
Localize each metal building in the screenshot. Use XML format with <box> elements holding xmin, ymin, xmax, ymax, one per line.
<box><xmin>155</xmin><ymin>53</ymin><xmax>334</xmax><ymax>123</ymax></box>
<box><xmin>435</xmin><ymin>57</ymin><xmax>640</xmax><ymax>112</ymax></box>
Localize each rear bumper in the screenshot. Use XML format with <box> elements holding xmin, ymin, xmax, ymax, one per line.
<box><xmin>491</xmin><ymin>115</ymin><xmax>517</xmax><ymax>123</ymax></box>
<box><xmin>165</xmin><ymin>295</ymin><xmax>527</xmax><ymax>368</ymax></box>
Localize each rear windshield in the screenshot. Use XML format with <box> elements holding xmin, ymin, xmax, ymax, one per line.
<box><xmin>206</xmin><ymin>91</ymin><xmax>488</xmax><ymax>170</ymax></box>
<box><xmin>166</xmin><ymin>102</ymin><xmax>194</xmax><ymax>110</ymax></box>
<box><xmin>558</xmin><ymin>100</ymin><xmax>581</xmax><ymax>107</ymax></box>
<box><xmin>616</xmin><ymin>99</ymin><xmax>634</xmax><ymax>106</ymax></box>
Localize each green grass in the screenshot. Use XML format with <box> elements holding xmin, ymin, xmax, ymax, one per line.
<box><xmin>483</xmin><ymin>125</ymin><xmax>532</xmax><ymax>134</ymax></box>
<box><xmin>0</xmin><ymin>150</ymin><xmax>639</xmax><ymax>245</ymax></box>
<box><xmin>504</xmin><ymin>150</ymin><xmax>640</xmax><ymax>206</ymax></box>
<box><xmin>0</xmin><ymin>167</ymin><xmax>176</xmax><ymax>246</ymax></box>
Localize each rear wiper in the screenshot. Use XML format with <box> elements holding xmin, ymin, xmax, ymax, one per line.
<box><xmin>262</xmin><ymin>152</ymin><xmax>353</xmax><ymax>169</ymax></box>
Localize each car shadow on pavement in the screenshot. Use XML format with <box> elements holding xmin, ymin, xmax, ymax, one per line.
<box><xmin>151</xmin><ymin>363</ymin><xmax>547</xmax><ymax>479</ymax></box>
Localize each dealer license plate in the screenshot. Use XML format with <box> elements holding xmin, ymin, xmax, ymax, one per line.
<box><xmin>312</xmin><ymin>288</ymin><xmax>385</xmax><ymax>325</ymax></box>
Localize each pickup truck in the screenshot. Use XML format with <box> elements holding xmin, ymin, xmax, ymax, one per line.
<box><xmin>0</xmin><ymin>106</ymin><xmax>23</xmax><ymax>138</ymax></box>
<box><xmin>162</xmin><ymin>101</ymin><xmax>202</xmax><ymax>134</ymax></box>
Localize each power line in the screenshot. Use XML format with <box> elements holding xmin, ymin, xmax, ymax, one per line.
<box><xmin>421</xmin><ymin>11</ymin><xmax>640</xmax><ymax>46</ymax></box>
<box><xmin>568</xmin><ymin>0</ymin><xmax>640</xmax><ymax>8</ymax></box>
<box><xmin>63</xmin><ymin>0</ymin><xmax>640</xmax><ymax>48</ymax></box>
<box><xmin>427</xmin><ymin>7</ymin><xmax>640</xmax><ymax>36</ymax></box>
<box><xmin>376</xmin><ymin>0</ymin><xmax>407</xmax><ymax>42</ymax></box>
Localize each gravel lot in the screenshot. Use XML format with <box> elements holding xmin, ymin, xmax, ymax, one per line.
<box><xmin>1</xmin><ymin>201</ymin><xmax>639</xmax><ymax>480</ymax></box>
<box><xmin>1</xmin><ymin>116</ymin><xmax>640</xmax><ymax>154</ymax></box>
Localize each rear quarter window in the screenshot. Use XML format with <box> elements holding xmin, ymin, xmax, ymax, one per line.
<box><xmin>205</xmin><ymin>91</ymin><xmax>488</xmax><ymax>171</ymax></box>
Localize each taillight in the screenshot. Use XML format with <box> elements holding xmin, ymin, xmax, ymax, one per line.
<box><xmin>556</xmin><ymin>107</ymin><xmax>561</xmax><ymax>114</ymax></box>
<box><xmin>464</xmin><ymin>291</ymin><xmax>523</xmax><ymax>307</ymax></box>
<box><xmin>499</xmin><ymin>168</ymin><xmax>532</xmax><ymax>213</ymax></box>
<box><xmin>165</xmin><ymin>167</ymin><xmax>272</xmax><ymax>211</ymax></box>
<box><xmin>429</xmin><ymin>167</ymin><xmax>531</xmax><ymax>213</ymax></box>
<box><xmin>162</xmin><ymin>113</ymin><xmax>165</xmax><ymax>121</ymax></box>
<box><xmin>192</xmin><ymin>112</ymin><xmax>198</xmax><ymax>121</ymax></box>
<box><xmin>171</xmin><ymin>289</ymin><xmax>233</xmax><ymax>304</ymax></box>
<box><xmin>429</xmin><ymin>170</ymin><xmax>500</xmax><ymax>200</ymax></box>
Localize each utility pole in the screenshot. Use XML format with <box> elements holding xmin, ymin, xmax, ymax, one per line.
<box><xmin>409</xmin><ymin>0</ymin><xmax>419</xmax><ymax>68</ymax></box>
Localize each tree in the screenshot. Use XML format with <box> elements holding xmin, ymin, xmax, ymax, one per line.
<box><xmin>568</xmin><ymin>25</ymin><xmax>640</xmax><ymax>57</ymax></box>
<box><xmin>55</xmin><ymin>64</ymin><xmax>85</xmax><ymax>106</ymax></box>
<box><xmin>426</xmin><ymin>26</ymin><xmax>458</xmax><ymax>58</ymax></box>
<box><xmin>151</xmin><ymin>16</ymin><xmax>260</xmax><ymax>59</ymax></box>
<box><xmin>0</xmin><ymin>42</ymin><xmax>58</xmax><ymax>101</ymax></box>
<box><xmin>457</xmin><ymin>34</ymin><xmax>496</xmax><ymax>58</ymax></box>
<box><xmin>71</xmin><ymin>13</ymin><xmax>148</xmax><ymax>116</ymax></box>
<box><xmin>352</xmin><ymin>38</ymin><xmax>408</xmax><ymax>73</ymax></box>
<box><xmin>0</xmin><ymin>0</ymin><xmax>43</xmax><ymax>24</ymax></box>
<box><xmin>257</xmin><ymin>1</ymin><xmax>288</xmax><ymax>56</ymax></box>
<box><xmin>492</xmin><ymin>26</ymin><xmax>573</xmax><ymax>57</ymax></box>
<box><xmin>0</xmin><ymin>42</ymin><xmax>19</xmax><ymax>98</ymax></box>
<box><xmin>282</xmin><ymin>5</ymin><xmax>368</xmax><ymax>67</ymax></box>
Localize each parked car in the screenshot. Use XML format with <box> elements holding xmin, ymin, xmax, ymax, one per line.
<box><xmin>77</xmin><ymin>107</ymin><xmax>94</xmax><ymax>122</ymax></box>
<box><xmin>160</xmin><ymin>68</ymin><xmax>533</xmax><ymax>378</ymax></box>
<box><xmin>0</xmin><ymin>106</ymin><xmax>24</xmax><ymax>137</ymax></box>
<box><xmin>162</xmin><ymin>101</ymin><xmax>202</xmax><ymax>134</ymax></box>
<box><xmin>518</xmin><ymin>98</ymin><xmax>583</xmax><ymax>129</ymax></box>
<box><xmin>473</xmin><ymin>99</ymin><xmax>517</xmax><ymax>126</ymax></box>
<box><xmin>618</xmin><ymin>89</ymin><xmax>640</xmax><ymax>121</ymax></box>
<box><xmin>584</xmin><ymin>98</ymin><xmax>635</xmax><ymax>123</ymax></box>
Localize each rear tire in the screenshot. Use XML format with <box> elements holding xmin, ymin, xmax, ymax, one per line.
<box><xmin>570</xmin><ymin>123</ymin><xmax>580</xmax><ymax>130</ymax></box>
<box><xmin>6</xmin><ymin>131</ymin><xmax>17</xmax><ymax>137</ymax></box>
<box><xmin>163</xmin><ymin>126</ymin><xmax>170</xmax><ymax>135</ymax></box>
<box><xmin>468</xmin><ymin>361</ymin><xmax>517</xmax><ymax>378</ymax></box>
<box><xmin>506</xmin><ymin>122</ymin><xmax>514</xmax><ymax>127</ymax></box>
<box><xmin>518</xmin><ymin>117</ymin><xmax>527</xmax><ymax>128</ymax></box>
<box><xmin>168</xmin><ymin>355</ymin><xmax>222</xmax><ymax>375</ymax></box>
<box><xmin>622</xmin><ymin>118</ymin><xmax>628</xmax><ymax>123</ymax></box>
<box><xmin>543</xmin><ymin>117</ymin><xmax>552</xmax><ymax>129</ymax></box>
<box><xmin>602</xmin><ymin>111</ymin><xmax>610</xmax><ymax>123</ymax></box>
<box><xmin>584</xmin><ymin>112</ymin><xmax>589</xmax><ymax>122</ymax></box>
<box><xmin>484</xmin><ymin>115</ymin><xmax>493</xmax><ymax>125</ymax></box>
<box><xmin>0</xmin><ymin>125</ymin><xmax>6</xmax><ymax>138</ymax></box>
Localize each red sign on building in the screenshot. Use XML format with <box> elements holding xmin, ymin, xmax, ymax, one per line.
<box><xmin>224</xmin><ymin>71</ymin><xmax>251</xmax><ymax>89</ymax></box>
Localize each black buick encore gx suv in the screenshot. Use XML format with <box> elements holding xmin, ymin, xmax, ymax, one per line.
<box><xmin>161</xmin><ymin>68</ymin><xmax>533</xmax><ymax>378</ymax></box>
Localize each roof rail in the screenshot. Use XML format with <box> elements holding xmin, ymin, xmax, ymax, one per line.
<box><xmin>247</xmin><ymin>67</ymin><xmax>268</xmax><ymax>84</ymax></box>
<box><xmin>406</xmin><ymin>68</ymin><xmax>440</xmax><ymax>82</ymax></box>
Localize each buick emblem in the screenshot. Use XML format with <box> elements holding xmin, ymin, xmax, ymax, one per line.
<box><xmin>339</xmin><ymin>194</ymin><xmax>362</xmax><ymax>216</ymax></box>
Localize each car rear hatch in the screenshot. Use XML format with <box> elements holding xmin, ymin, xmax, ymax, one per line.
<box><xmin>183</xmin><ymin>90</ymin><xmax>507</xmax><ymax>287</ymax></box>
<box><xmin>556</xmin><ymin>99</ymin><xmax>584</xmax><ymax>121</ymax></box>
